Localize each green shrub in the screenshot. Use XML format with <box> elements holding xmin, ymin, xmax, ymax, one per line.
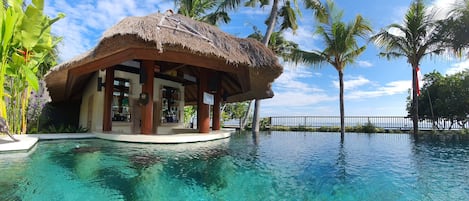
<box><xmin>362</xmin><ymin>120</ymin><xmax>377</xmax><ymax>133</ymax></box>
<box><xmin>41</xmin><ymin>124</ymin><xmax>88</xmax><ymax>133</ymax></box>
<box><xmin>458</xmin><ymin>129</ymin><xmax>468</xmax><ymax>135</ymax></box>
<box><xmin>318</xmin><ymin>126</ymin><xmax>340</xmax><ymax>132</ymax></box>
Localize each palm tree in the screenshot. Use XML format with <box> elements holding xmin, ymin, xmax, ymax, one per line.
<box><xmin>248</xmin><ymin>28</ymin><xmax>299</xmax><ymax>59</ymax></box>
<box><xmin>288</xmin><ymin>0</ymin><xmax>372</xmax><ymax>140</ymax></box>
<box><xmin>236</xmin><ymin>28</ymin><xmax>300</xmax><ymax>130</ymax></box>
<box><xmin>371</xmin><ymin>0</ymin><xmax>444</xmax><ymax>134</ymax></box>
<box><xmin>436</xmin><ymin>0</ymin><xmax>469</xmax><ymax>57</ymax></box>
<box><xmin>246</xmin><ymin>0</ymin><xmax>297</xmax><ymax>134</ymax></box>
<box><xmin>175</xmin><ymin>0</ymin><xmax>241</xmax><ymax>25</ymax></box>
<box><xmin>246</xmin><ymin>0</ymin><xmax>325</xmax><ymax>134</ymax></box>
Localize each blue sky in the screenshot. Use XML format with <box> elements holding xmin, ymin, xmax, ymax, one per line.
<box><xmin>44</xmin><ymin>0</ymin><xmax>469</xmax><ymax>117</ymax></box>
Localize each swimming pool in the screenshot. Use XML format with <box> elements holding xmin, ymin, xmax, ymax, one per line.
<box><xmin>1</xmin><ymin>131</ymin><xmax>468</xmax><ymax>200</ymax></box>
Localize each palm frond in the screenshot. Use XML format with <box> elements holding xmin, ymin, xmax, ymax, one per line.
<box><xmin>278</xmin><ymin>1</ymin><xmax>298</xmax><ymax>32</ymax></box>
<box><xmin>303</xmin><ymin>0</ymin><xmax>327</xmax><ymax>23</ymax></box>
<box><xmin>288</xmin><ymin>49</ymin><xmax>327</xmax><ymax>67</ymax></box>
<box><xmin>203</xmin><ymin>11</ymin><xmax>230</xmax><ymax>25</ymax></box>
<box><xmin>217</xmin><ymin>0</ymin><xmax>241</xmax><ymax>11</ymax></box>
<box><xmin>345</xmin><ymin>46</ymin><xmax>366</xmax><ymax>62</ymax></box>
<box><xmin>379</xmin><ymin>52</ymin><xmax>406</xmax><ymax>60</ymax></box>
<box><xmin>244</xmin><ymin>0</ymin><xmax>269</xmax><ymax>7</ymax></box>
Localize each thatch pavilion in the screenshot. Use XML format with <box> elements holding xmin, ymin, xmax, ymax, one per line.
<box><xmin>45</xmin><ymin>11</ymin><xmax>282</xmax><ymax>137</ymax></box>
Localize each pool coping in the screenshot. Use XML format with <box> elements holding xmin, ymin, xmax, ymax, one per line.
<box><xmin>0</xmin><ymin>129</ymin><xmax>233</xmax><ymax>153</ymax></box>
<box><xmin>0</xmin><ymin>135</ymin><xmax>39</xmax><ymax>153</ymax></box>
<box><xmin>95</xmin><ymin>130</ymin><xmax>231</xmax><ymax>144</ymax></box>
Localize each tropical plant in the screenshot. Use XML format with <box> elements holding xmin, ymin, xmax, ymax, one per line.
<box><xmin>0</xmin><ymin>0</ymin><xmax>64</xmax><ymax>134</ymax></box>
<box><xmin>288</xmin><ymin>0</ymin><xmax>372</xmax><ymax>140</ymax></box>
<box><xmin>246</xmin><ymin>0</ymin><xmax>325</xmax><ymax>134</ymax></box>
<box><xmin>248</xmin><ymin>27</ymin><xmax>299</xmax><ymax>60</ymax></box>
<box><xmin>183</xmin><ymin>105</ymin><xmax>196</xmax><ymax>127</ymax></box>
<box><xmin>221</xmin><ymin>101</ymin><xmax>248</xmax><ymax>128</ymax></box>
<box><xmin>371</xmin><ymin>0</ymin><xmax>444</xmax><ymax>134</ymax></box>
<box><xmin>246</xmin><ymin>27</ymin><xmax>300</xmax><ymax>131</ymax></box>
<box><xmin>407</xmin><ymin>70</ymin><xmax>469</xmax><ymax>130</ymax></box>
<box><xmin>435</xmin><ymin>0</ymin><xmax>469</xmax><ymax>57</ymax></box>
<box><xmin>175</xmin><ymin>0</ymin><xmax>241</xmax><ymax>25</ymax></box>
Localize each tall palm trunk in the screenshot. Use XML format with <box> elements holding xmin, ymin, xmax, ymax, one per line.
<box><xmin>338</xmin><ymin>69</ymin><xmax>345</xmax><ymax>140</ymax></box>
<box><xmin>412</xmin><ymin>64</ymin><xmax>419</xmax><ymax>134</ymax></box>
<box><xmin>241</xmin><ymin>100</ymin><xmax>252</xmax><ymax>129</ymax></box>
<box><xmin>252</xmin><ymin>0</ymin><xmax>279</xmax><ymax>134</ymax></box>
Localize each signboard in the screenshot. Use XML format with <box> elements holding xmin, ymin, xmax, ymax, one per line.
<box><xmin>203</xmin><ymin>92</ymin><xmax>214</xmax><ymax>105</ymax></box>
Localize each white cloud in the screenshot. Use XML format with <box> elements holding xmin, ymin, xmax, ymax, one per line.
<box><xmin>283</xmin><ymin>25</ymin><xmax>319</xmax><ymax>51</ymax></box>
<box><xmin>45</xmin><ymin>0</ymin><xmax>174</xmax><ymax>61</ymax></box>
<box><xmin>356</xmin><ymin>60</ymin><xmax>373</xmax><ymax>68</ymax></box>
<box><xmin>346</xmin><ymin>80</ymin><xmax>410</xmax><ymax>100</ymax></box>
<box><xmin>428</xmin><ymin>0</ymin><xmax>460</xmax><ymax>20</ymax></box>
<box><xmin>274</xmin><ymin>64</ymin><xmax>324</xmax><ymax>93</ymax></box>
<box><xmin>445</xmin><ymin>59</ymin><xmax>469</xmax><ymax>75</ymax></box>
<box><xmin>262</xmin><ymin>63</ymin><xmax>335</xmax><ymax>111</ymax></box>
<box><xmin>240</xmin><ymin>7</ymin><xmax>270</xmax><ymax>15</ymax></box>
<box><xmin>264</xmin><ymin>92</ymin><xmax>335</xmax><ymax>107</ymax></box>
<box><xmin>332</xmin><ymin>75</ymin><xmax>372</xmax><ymax>90</ymax></box>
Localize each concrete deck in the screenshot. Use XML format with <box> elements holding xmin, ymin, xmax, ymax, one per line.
<box><xmin>0</xmin><ymin>129</ymin><xmax>233</xmax><ymax>153</ymax></box>
<box><xmin>0</xmin><ymin>135</ymin><xmax>38</xmax><ymax>152</ymax></box>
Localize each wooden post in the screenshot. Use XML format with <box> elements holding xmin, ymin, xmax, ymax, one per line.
<box><xmin>103</xmin><ymin>67</ymin><xmax>114</xmax><ymax>132</ymax></box>
<box><xmin>212</xmin><ymin>75</ymin><xmax>221</xmax><ymax>131</ymax></box>
<box><xmin>198</xmin><ymin>69</ymin><xmax>210</xmax><ymax>133</ymax></box>
<box><xmin>141</xmin><ymin>60</ymin><xmax>154</xmax><ymax>134</ymax></box>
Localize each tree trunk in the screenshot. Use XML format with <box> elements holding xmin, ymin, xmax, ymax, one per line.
<box><xmin>339</xmin><ymin>70</ymin><xmax>345</xmax><ymax>140</ymax></box>
<box><xmin>241</xmin><ymin>100</ymin><xmax>253</xmax><ymax>130</ymax></box>
<box><xmin>412</xmin><ymin>64</ymin><xmax>419</xmax><ymax>135</ymax></box>
<box><xmin>252</xmin><ymin>99</ymin><xmax>261</xmax><ymax>132</ymax></box>
<box><xmin>252</xmin><ymin>0</ymin><xmax>279</xmax><ymax>135</ymax></box>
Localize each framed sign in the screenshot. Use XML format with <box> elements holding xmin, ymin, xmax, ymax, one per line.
<box><xmin>203</xmin><ymin>92</ymin><xmax>214</xmax><ymax>105</ymax></box>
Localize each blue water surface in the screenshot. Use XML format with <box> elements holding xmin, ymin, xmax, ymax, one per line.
<box><xmin>1</xmin><ymin>131</ymin><xmax>469</xmax><ymax>201</ymax></box>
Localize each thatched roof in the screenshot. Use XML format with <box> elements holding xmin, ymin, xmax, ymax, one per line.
<box><xmin>45</xmin><ymin>11</ymin><xmax>282</xmax><ymax>103</ymax></box>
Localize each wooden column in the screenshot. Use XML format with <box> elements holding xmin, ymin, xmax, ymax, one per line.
<box><xmin>212</xmin><ymin>75</ymin><xmax>221</xmax><ymax>131</ymax></box>
<box><xmin>198</xmin><ymin>69</ymin><xmax>210</xmax><ymax>133</ymax></box>
<box><xmin>103</xmin><ymin>67</ymin><xmax>114</xmax><ymax>132</ymax></box>
<box><xmin>141</xmin><ymin>60</ymin><xmax>154</xmax><ymax>134</ymax></box>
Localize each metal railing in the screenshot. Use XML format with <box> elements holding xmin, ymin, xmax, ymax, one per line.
<box><xmin>268</xmin><ymin>116</ymin><xmax>468</xmax><ymax>130</ymax></box>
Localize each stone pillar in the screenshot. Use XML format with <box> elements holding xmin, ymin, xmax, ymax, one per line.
<box><xmin>141</xmin><ymin>60</ymin><xmax>154</xmax><ymax>134</ymax></box>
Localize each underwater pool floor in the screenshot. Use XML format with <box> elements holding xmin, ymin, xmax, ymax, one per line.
<box><xmin>1</xmin><ymin>131</ymin><xmax>468</xmax><ymax>200</ymax></box>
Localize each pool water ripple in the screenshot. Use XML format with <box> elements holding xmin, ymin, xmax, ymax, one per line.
<box><xmin>1</xmin><ymin>132</ymin><xmax>469</xmax><ymax>200</ymax></box>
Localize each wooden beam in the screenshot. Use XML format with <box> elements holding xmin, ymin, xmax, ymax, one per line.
<box><xmin>103</xmin><ymin>67</ymin><xmax>114</xmax><ymax>132</ymax></box>
<box><xmin>140</xmin><ymin>60</ymin><xmax>155</xmax><ymax>134</ymax></box>
<box><xmin>68</xmin><ymin>48</ymin><xmax>241</xmax><ymax>78</ymax></box>
<box><xmin>132</xmin><ymin>48</ymin><xmax>241</xmax><ymax>74</ymax></box>
<box><xmin>161</xmin><ymin>63</ymin><xmax>187</xmax><ymax>73</ymax></box>
<box><xmin>69</xmin><ymin>50</ymin><xmax>135</xmax><ymax>77</ymax></box>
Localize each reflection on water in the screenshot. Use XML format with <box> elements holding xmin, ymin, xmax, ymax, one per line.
<box><xmin>0</xmin><ymin>132</ymin><xmax>468</xmax><ymax>200</ymax></box>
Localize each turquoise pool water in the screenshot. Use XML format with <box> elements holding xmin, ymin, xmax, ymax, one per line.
<box><xmin>1</xmin><ymin>132</ymin><xmax>469</xmax><ymax>201</ymax></box>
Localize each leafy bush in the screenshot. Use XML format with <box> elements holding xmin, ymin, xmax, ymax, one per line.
<box><xmin>40</xmin><ymin>124</ymin><xmax>88</xmax><ymax>134</ymax></box>
<box><xmin>318</xmin><ymin>126</ymin><xmax>340</xmax><ymax>132</ymax></box>
<box><xmin>362</xmin><ymin>120</ymin><xmax>377</xmax><ymax>133</ymax></box>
